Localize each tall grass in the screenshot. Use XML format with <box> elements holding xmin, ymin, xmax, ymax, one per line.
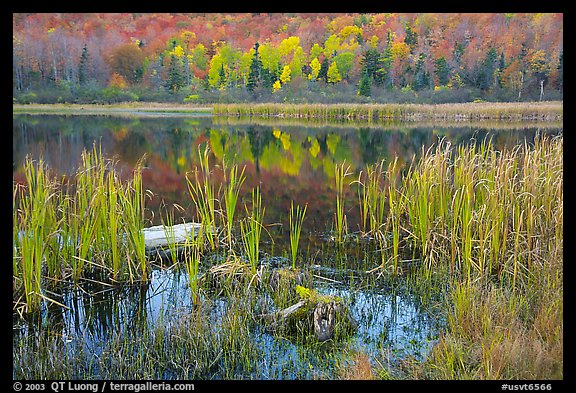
<box><xmin>385</xmin><ymin>157</ymin><xmax>403</xmax><ymax>271</ymax></box>
<box><xmin>186</xmin><ymin>146</ymin><xmax>218</xmax><ymax>250</ymax></box>
<box><xmin>13</xmin><ymin>146</ymin><xmax>150</xmax><ymax>313</ymax></box>
<box><xmin>355</xmin><ymin>159</ymin><xmax>386</xmax><ymax>236</ymax></box>
<box><xmin>423</xmin><ymin>276</ymin><xmax>562</xmax><ymax>379</ymax></box>
<box><xmin>289</xmin><ymin>201</ymin><xmax>307</xmax><ymax>270</ymax></box>
<box><xmin>353</xmin><ymin>133</ymin><xmax>562</xmax><ymax>287</ymax></box>
<box><xmin>240</xmin><ymin>187</ymin><xmax>265</xmax><ymax>275</ymax></box>
<box><xmin>183</xmin><ymin>224</ymin><xmax>204</xmax><ymax>305</ymax></box>
<box><xmin>13</xmin><ymin>158</ymin><xmax>60</xmax><ymax>313</ymax></box>
<box><xmin>119</xmin><ymin>158</ymin><xmax>148</xmax><ymax>281</ymax></box>
<box><xmin>222</xmin><ymin>159</ymin><xmax>246</xmax><ymax>250</ymax></box>
<box><xmin>334</xmin><ymin>162</ymin><xmax>351</xmax><ymax>243</ymax></box>
<box><xmin>355</xmin><ymin>133</ymin><xmax>563</xmax><ymax>379</ymax></box>
<box><xmin>213</xmin><ymin>102</ymin><xmax>563</xmax><ymax>122</ymax></box>
<box><xmin>160</xmin><ymin>203</ymin><xmax>180</xmax><ymax>267</ymax></box>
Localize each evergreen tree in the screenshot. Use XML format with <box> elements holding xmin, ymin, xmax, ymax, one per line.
<box><xmin>434</xmin><ymin>56</ymin><xmax>450</xmax><ymax>86</ymax></box>
<box><xmin>261</xmin><ymin>68</ymin><xmax>273</xmax><ymax>89</ymax></box>
<box><xmin>78</xmin><ymin>45</ymin><xmax>90</xmax><ymax>86</ymax></box>
<box><xmin>165</xmin><ymin>54</ymin><xmax>185</xmax><ymax>92</ymax></box>
<box><xmin>496</xmin><ymin>52</ymin><xmax>506</xmax><ymax>87</ymax></box>
<box><xmin>404</xmin><ymin>23</ymin><xmax>418</xmax><ymax>53</ymax></box>
<box><xmin>318</xmin><ymin>57</ymin><xmax>330</xmax><ymax>83</ymax></box>
<box><xmin>557</xmin><ymin>51</ymin><xmax>563</xmax><ymax>91</ymax></box>
<box><xmin>358</xmin><ymin>71</ymin><xmax>372</xmax><ymax>96</ymax></box>
<box><xmin>478</xmin><ymin>47</ymin><xmax>499</xmax><ymax>90</ymax></box>
<box><xmin>247</xmin><ymin>42</ymin><xmax>263</xmax><ymax>93</ymax></box>
<box><xmin>413</xmin><ymin>53</ymin><xmax>430</xmax><ymax>90</ymax></box>
<box><xmin>219</xmin><ymin>64</ymin><xmax>227</xmax><ymax>88</ymax></box>
<box><xmin>361</xmin><ymin>47</ymin><xmax>386</xmax><ymax>86</ymax></box>
<box><xmin>378</xmin><ymin>33</ymin><xmax>393</xmax><ymax>86</ymax></box>
<box><xmin>453</xmin><ymin>41</ymin><xmax>465</xmax><ymax>65</ymax></box>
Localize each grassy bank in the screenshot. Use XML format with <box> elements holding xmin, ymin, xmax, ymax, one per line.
<box><xmin>213</xmin><ymin>101</ymin><xmax>563</xmax><ymax>121</ymax></box>
<box><xmin>14</xmin><ymin>101</ymin><xmax>563</xmax><ymax>122</ymax></box>
<box><xmin>12</xmin><ymin>102</ymin><xmax>213</xmax><ymax>116</ymax></box>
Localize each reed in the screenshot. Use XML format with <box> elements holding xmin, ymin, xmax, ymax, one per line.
<box><xmin>160</xmin><ymin>203</ymin><xmax>180</xmax><ymax>267</ymax></box>
<box><xmin>362</xmin><ymin>133</ymin><xmax>563</xmax><ymax>288</ymax></box>
<box><xmin>222</xmin><ymin>159</ymin><xmax>246</xmax><ymax>250</ymax></box>
<box><xmin>183</xmin><ymin>225</ymin><xmax>203</xmax><ymax>305</ymax></box>
<box><xmin>13</xmin><ymin>145</ymin><xmax>151</xmax><ymax>314</ymax></box>
<box><xmin>240</xmin><ymin>187</ymin><xmax>265</xmax><ymax>274</ymax></box>
<box><xmin>119</xmin><ymin>159</ymin><xmax>147</xmax><ymax>281</ymax></box>
<box><xmin>186</xmin><ymin>146</ymin><xmax>218</xmax><ymax>250</ymax></box>
<box><xmin>213</xmin><ymin>102</ymin><xmax>563</xmax><ymax>122</ymax></box>
<box><xmin>334</xmin><ymin>162</ymin><xmax>351</xmax><ymax>243</ymax></box>
<box><xmin>73</xmin><ymin>146</ymin><xmax>148</xmax><ymax>282</ymax></box>
<box><xmin>289</xmin><ymin>201</ymin><xmax>307</xmax><ymax>270</ymax></box>
<box><xmin>356</xmin><ymin>160</ymin><xmax>387</xmax><ymax>236</ymax></box>
<box><xmin>386</xmin><ymin>157</ymin><xmax>402</xmax><ymax>271</ymax></box>
<box><xmin>14</xmin><ymin>157</ymin><xmax>60</xmax><ymax>313</ymax></box>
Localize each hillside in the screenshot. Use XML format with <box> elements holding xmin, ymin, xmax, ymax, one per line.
<box><xmin>13</xmin><ymin>13</ymin><xmax>563</xmax><ymax>104</ymax></box>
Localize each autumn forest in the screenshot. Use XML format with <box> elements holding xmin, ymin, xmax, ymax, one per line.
<box><xmin>13</xmin><ymin>13</ymin><xmax>563</xmax><ymax>104</ymax></box>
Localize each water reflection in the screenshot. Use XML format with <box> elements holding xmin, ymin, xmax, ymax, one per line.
<box><xmin>13</xmin><ymin>114</ymin><xmax>562</xmax><ymax>235</ymax></box>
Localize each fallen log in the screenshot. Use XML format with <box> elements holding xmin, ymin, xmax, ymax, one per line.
<box><xmin>142</xmin><ymin>222</ymin><xmax>203</xmax><ymax>257</ymax></box>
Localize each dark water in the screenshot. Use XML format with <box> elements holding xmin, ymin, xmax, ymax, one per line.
<box><xmin>12</xmin><ymin>114</ymin><xmax>561</xmax><ymax>379</ymax></box>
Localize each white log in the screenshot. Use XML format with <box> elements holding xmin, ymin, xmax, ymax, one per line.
<box><xmin>142</xmin><ymin>222</ymin><xmax>203</xmax><ymax>250</ymax></box>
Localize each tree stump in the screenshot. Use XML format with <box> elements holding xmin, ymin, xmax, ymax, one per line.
<box><xmin>313</xmin><ymin>300</ymin><xmax>344</xmax><ymax>341</ymax></box>
<box><xmin>259</xmin><ymin>284</ymin><xmax>357</xmax><ymax>342</ymax></box>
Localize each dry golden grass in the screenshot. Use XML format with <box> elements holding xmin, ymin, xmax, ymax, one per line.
<box><xmin>338</xmin><ymin>351</ymin><xmax>375</xmax><ymax>380</ymax></box>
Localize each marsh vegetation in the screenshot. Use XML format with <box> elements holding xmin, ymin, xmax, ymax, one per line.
<box><xmin>13</xmin><ymin>112</ymin><xmax>562</xmax><ymax>380</ymax></box>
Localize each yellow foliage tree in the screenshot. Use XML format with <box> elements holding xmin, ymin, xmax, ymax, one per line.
<box><xmin>390</xmin><ymin>42</ymin><xmax>411</xmax><ymax>60</ymax></box>
<box><xmin>280</xmin><ymin>65</ymin><xmax>292</xmax><ymax>84</ymax></box>
<box><xmin>272</xmin><ymin>80</ymin><xmax>282</xmax><ymax>92</ymax></box>
<box><xmin>327</xmin><ymin>62</ymin><xmax>342</xmax><ymax>83</ymax></box>
<box><xmin>309</xmin><ymin>58</ymin><xmax>321</xmax><ymax>80</ymax></box>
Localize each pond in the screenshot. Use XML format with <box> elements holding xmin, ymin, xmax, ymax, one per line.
<box><xmin>12</xmin><ymin>113</ymin><xmax>562</xmax><ymax>379</ymax></box>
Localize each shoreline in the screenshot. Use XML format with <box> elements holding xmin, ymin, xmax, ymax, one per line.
<box><xmin>13</xmin><ymin>101</ymin><xmax>563</xmax><ymax>122</ymax></box>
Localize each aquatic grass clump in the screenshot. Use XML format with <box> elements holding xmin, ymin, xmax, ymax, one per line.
<box><xmin>357</xmin><ymin>133</ymin><xmax>562</xmax><ymax>288</ymax></box>
<box><xmin>423</xmin><ymin>277</ymin><xmax>562</xmax><ymax>379</ymax></box>
<box><xmin>334</xmin><ymin>162</ymin><xmax>352</xmax><ymax>243</ymax></box>
<box><xmin>240</xmin><ymin>187</ymin><xmax>265</xmax><ymax>275</ymax></box>
<box><xmin>75</xmin><ymin>146</ymin><xmax>148</xmax><ymax>283</ymax></box>
<box><xmin>13</xmin><ymin>157</ymin><xmax>60</xmax><ymax>313</ymax></box>
<box><xmin>385</xmin><ymin>157</ymin><xmax>403</xmax><ymax>271</ymax></box>
<box><xmin>355</xmin><ymin>159</ymin><xmax>387</xmax><ymax>236</ymax></box>
<box><xmin>186</xmin><ymin>145</ymin><xmax>218</xmax><ymax>251</ymax></box>
<box><xmin>183</xmin><ymin>225</ymin><xmax>204</xmax><ymax>305</ymax></box>
<box><xmin>160</xmin><ymin>203</ymin><xmax>182</xmax><ymax>267</ymax></box>
<box><xmin>222</xmin><ymin>159</ymin><xmax>246</xmax><ymax>250</ymax></box>
<box><xmin>289</xmin><ymin>201</ymin><xmax>307</xmax><ymax>270</ymax></box>
<box><xmin>13</xmin><ymin>145</ymin><xmax>150</xmax><ymax>314</ymax></box>
<box><xmin>118</xmin><ymin>158</ymin><xmax>148</xmax><ymax>281</ymax></box>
